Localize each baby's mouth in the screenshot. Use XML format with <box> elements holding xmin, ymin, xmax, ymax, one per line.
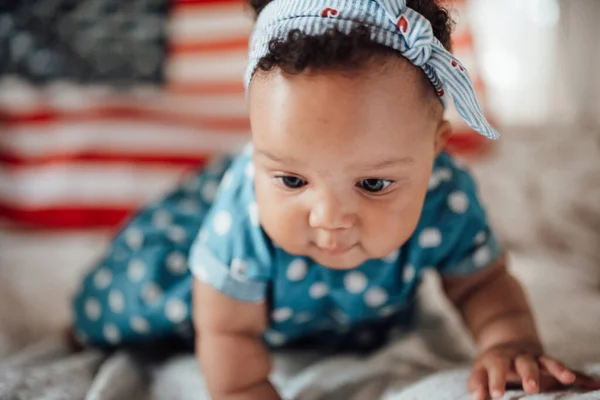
<box><xmin>313</xmin><ymin>243</ymin><xmax>357</xmax><ymax>256</ymax></box>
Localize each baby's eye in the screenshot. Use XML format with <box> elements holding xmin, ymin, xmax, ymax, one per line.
<box><xmin>357</xmin><ymin>179</ymin><xmax>393</xmax><ymax>193</ymax></box>
<box><xmin>278</xmin><ymin>176</ymin><xmax>308</xmax><ymax>189</ymax></box>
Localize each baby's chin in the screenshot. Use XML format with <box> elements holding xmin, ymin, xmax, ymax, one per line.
<box><xmin>307</xmin><ymin>247</ymin><xmax>369</xmax><ymax>270</ymax></box>
<box><xmin>274</xmin><ymin>240</ymin><xmax>370</xmax><ymax>270</ymax></box>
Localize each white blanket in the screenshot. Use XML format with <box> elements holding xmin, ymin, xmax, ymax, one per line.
<box><xmin>2</xmin><ymin>259</ymin><xmax>599</xmax><ymax>400</ymax></box>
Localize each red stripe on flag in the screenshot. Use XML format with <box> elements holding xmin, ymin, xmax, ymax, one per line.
<box><xmin>0</xmin><ymin>152</ymin><xmax>209</xmax><ymax>168</ymax></box>
<box><xmin>166</xmin><ymin>81</ymin><xmax>245</xmax><ymax>95</ymax></box>
<box><xmin>0</xmin><ymin>106</ymin><xmax>250</xmax><ymax>131</ymax></box>
<box><xmin>0</xmin><ymin>204</ymin><xmax>134</xmax><ymax>229</ymax></box>
<box><xmin>170</xmin><ymin>37</ymin><xmax>249</xmax><ymax>55</ymax></box>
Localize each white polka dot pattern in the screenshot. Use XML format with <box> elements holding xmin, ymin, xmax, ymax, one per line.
<box><xmin>124</xmin><ymin>228</ymin><xmax>144</xmax><ymax>250</ymax></box>
<box><xmin>166</xmin><ymin>252</ymin><xmax>187</xmax><ymax>275</ymax></box>
<box><xmin>141</xmin><ymin>283</ymin><xmax>163</xmax><ymax>305</ymax></box>
<box><xmin>448</xmin><ymin>191</ymin><xmax>469</xmax><ymax>213</ymax></box>
<box><xmin>93</xmin><ymin>268</ymin><xmax>113</xmax><ymax>290</ymax></box>
<box><xmin>364</xmin><ymin>287</ymin><xmax>388</xmax><ymax>308</ymax></box>
<box><xmin>473</xmin><ymin>246</ymin><xmax>492</xmax><ymax>268</ymax></box>
<box><xmin>213</xmin><ymin>211</ymin><xmax>232</xmax><ymax>236</ymax></box>
<box><xmin>201</xmin><ymin>180</ymin><xmax>219</xmax><ymax>202</ymax></box>
<box><xmin>403</xmin><ymin>264</ymin><xmax>416</xmax><ymax>282</ymax></box>
<box><xmin>130</xmin><ymin>316</ymin><xmax>150</xmax><ymax>334</ymax></box>
<box><xmin>419</xmin><ymin>228</ymin><xmax>442</xmax><ymax>248</ymax></box>
<box><xmin>84</xmin><ymin>298</ymin><xmax>102</xmax><ymax>321</ymax></box>
<box><xmin>344</xmin><ymin>271</ymin><xmax>367</xmax><ymax>294</ymax></box>
<box><xmin>245</xmin><ymin>162</ymin><xmax>254</xmax><ymax>178</ymax></box>
<box><xmin>165</xmin><ymin>299</ymin><xmax>188</xmax><ymax>324</ymax></box>
<box><xmin>264</xmin><ymin>331</ymin><xmax>286</xmax><ymax>346</ymax></box>
<box><xmin>167</xmin><ymin>226</ymin><xmax>187</xmax><ymax>243</ymax></box>
<box><xmin>108</xmin><ymin>289</ymin><xmax>125</xmax><ymax>313</ymax></box>
<box><xmin>71</xmin><ymin>151</ymin><xmax>498</xmax><ymax>349</ymax></box>
<box><xmin>103</xmin><ymin>324</ymin><xmax>121</xmax><ymax>344</ymax></box>
<box><xmin>152</xmin><ymin>210</ymin><xmax>172</xmax><ymax>229</ymax></box>
<box><xmin>127</xmin><ymin>259</ymin><xmax>146</xmax><ymax>282</ymax></box>
<box><xmin>248</xmin><ymin>202</ymin><xmax>259</xmax><ymax>226</ymax></box>
<box><xmin>309</xmin><ymin>282</ymin><xmax>328</xmax><ymax>299</ymax></box>
<box><xmin>286</xmin><ymin>259</ymin><xmax>308</xmax><ymax>282</ymax></box>
<box><xmin>428</xmin><ymin>174</ymin><xmax>441</xmax><ymax>191</ymax></box>
<box><xmin>474</xmin><ymin>231</ymin><xmax>487</xmax><ymax>245</ymax></box>
<box><xmin>272</xmin><ymin>307</ymin><xmax>293</xmax><ymax>322</ymax></box>
<box><xmin>437</xmin><ymin>168</ymin><xmax>453</xmax><ymax>181</ymax></box>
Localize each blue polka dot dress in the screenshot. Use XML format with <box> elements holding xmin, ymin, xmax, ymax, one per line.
<box><xmin>72</xmin><ymin>146</ymin><xmax>501</xmax><ymax>351</ymax></box>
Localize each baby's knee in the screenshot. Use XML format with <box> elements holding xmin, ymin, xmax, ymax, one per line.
<box><xmin>72</xmin><ymin>285</ymin><xmax>124</xmax><ymax>346</ymax></box>
<box><xmin>72</xmin><ymin>264</ymin><xmax>194</xmax><ymax>347</ymax></box>
<box><xmin>71</xmin><ymin>266</ymin><xmax>145</xmax><ymax>346</ymax></box>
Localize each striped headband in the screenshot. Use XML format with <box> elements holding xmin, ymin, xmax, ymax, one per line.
<box><xmin>244</xmin><ymin>0</ymin><xmax>499</xmax><ymax>140</ymax></box>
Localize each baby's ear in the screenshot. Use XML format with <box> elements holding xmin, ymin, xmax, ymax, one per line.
<box><xmin>434</xmin><ymin>120</ymin><xmax>453</xmax><ymax>155</ymax></box>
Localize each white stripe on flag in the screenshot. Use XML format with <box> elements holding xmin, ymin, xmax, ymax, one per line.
<box><xmin>169</xmin><ymin>5</ymin><xmax>253</xmax><ymax>42</ymax></box>
<box><xmin>0</xmin><ymin>163</ymin><xmax>188</xmax><ymax>207</ymax></box>
<box><xmin>1</xmin><ymin>122</ymin><xmax>249</xmax><ymax>158</ymax></box>
<box><xmin>167</xmin><ymin>51</ymin><xmax>248</xmax><ymax>83</ymax></box>
<box><xmin>0</xmin><ymin>78</ymin><xmax>248</xmax><ymax>117</ymax></box>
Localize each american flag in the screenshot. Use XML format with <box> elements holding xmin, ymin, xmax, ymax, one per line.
<box><xmin>0</xmin><ymin>0</ymin><xmax>491</xmax><ymax>229</ymax></box>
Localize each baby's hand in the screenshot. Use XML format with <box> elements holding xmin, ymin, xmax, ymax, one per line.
<box><xmin>468</xmin><ymin>341</ymin><xmax>600</xmax><ymax>399</ymax></box>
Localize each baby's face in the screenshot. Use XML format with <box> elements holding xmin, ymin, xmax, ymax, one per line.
<box><xmin>249</xmin><ymin>61</ymin><xmax>449</xmax><ymax>269</ymax></box>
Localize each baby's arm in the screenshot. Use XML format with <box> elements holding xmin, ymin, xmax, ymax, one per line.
<box><xmin>193</xmin><ymin>278</ymin><xmax>280</xmax><ymax>400</ymax></box>
<box><xmin>442</xmin><ymin>255</ymin><xmax>540</xmax><ymax>353</ymax></box>
<box><xmin>441</xmin><ymin>255</ymin><xmax>598</xmax><ymax>398</ymax></box>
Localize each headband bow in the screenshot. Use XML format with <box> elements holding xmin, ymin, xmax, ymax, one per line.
<box><xmin>245</xmin><ymin>0</ymin><xmax>499</xmax><ymax>140</ymax></box>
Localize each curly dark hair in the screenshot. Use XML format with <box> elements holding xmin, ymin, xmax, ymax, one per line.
<box><xmin>248</xmin><ymin>0</ymin><xmax>454</xmax><ymax>76</ymax></box>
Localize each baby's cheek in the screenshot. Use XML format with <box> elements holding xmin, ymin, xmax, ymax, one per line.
<box><xmin>363</xmin><ymin>195</ymin><xmax>424</xmax><ymax>255</ymax></box>
<box><xmin>263</xmin><ymin>211</ymin><xmax>307</xmax><ymax>254</ymax></box>
<box><xmin>255</xmin><ymin>186</ymin><xmax>306</xmax><ymax>251</ymax></box>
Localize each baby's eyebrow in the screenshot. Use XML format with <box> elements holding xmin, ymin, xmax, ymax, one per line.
<box><xmin>361</xmin><ymin>157</ymin><xmax>416</xmax><ymax>170</ymax></box>
<box><xmin>255</xmin><ymin>149</ymin><xmax>299</xmax><ymax>164</ymax></box>
<box><xmin>255</xmin><ymin>149</ymin><xmax>415</xmax><ymax>170</ymax></box>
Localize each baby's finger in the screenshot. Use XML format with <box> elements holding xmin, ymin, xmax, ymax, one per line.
<box><xmin>514</xmin><ymin>355</ymin><xmax>539</xmax><ymax>393</ymax></box>
<box><xmin>468</xmin><ymin>367</ymin><xmax>488</xmax><ymax>400</ymax></box>
<box><xmin>538</xmin><ymin>356</ymin><xmax>575</xmax><ymax>385</ymax></box>
<box><xmin>572</xmin><ymin>371</ymin><xmax>600</xmax><ymax>390</ymax></box>
<box><xmin>486</xmin><ymin>357</ymin><xmax>510</xmax><ymax>399</ymax></box>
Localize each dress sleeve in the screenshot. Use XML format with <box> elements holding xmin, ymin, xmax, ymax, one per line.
<box><xmin>188</xmin><ymin>152</ymin><xmax>274</xmax><ymax>302</ymax></box>
<box><xmin>411</xmin><ymin>154</ymin><xmax>502</xmax><ymax>276</ymax></box>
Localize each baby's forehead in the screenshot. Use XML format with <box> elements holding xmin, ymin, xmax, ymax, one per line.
<box><xmin>250</xmin><ymin>57</ymin><xmax>442</xmax><ymax>125</ymax></box>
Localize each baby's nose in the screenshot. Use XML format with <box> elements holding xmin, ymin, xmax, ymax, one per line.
<box><xmin>308</xmin><ymin>191</ymin><xmax>355</xmax><ymax>230</ymax></box>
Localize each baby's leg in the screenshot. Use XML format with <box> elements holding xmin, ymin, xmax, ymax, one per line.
<box><xmin>72</xmin><ymin>158</ymin><xmax>232</xmax><ymax>347</ymax></box>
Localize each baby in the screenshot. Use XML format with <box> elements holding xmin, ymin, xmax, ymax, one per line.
<box><xmin>72</xmin><ymin>0</ymin><xmax>600</xmax><ymax>399</ymax></box>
